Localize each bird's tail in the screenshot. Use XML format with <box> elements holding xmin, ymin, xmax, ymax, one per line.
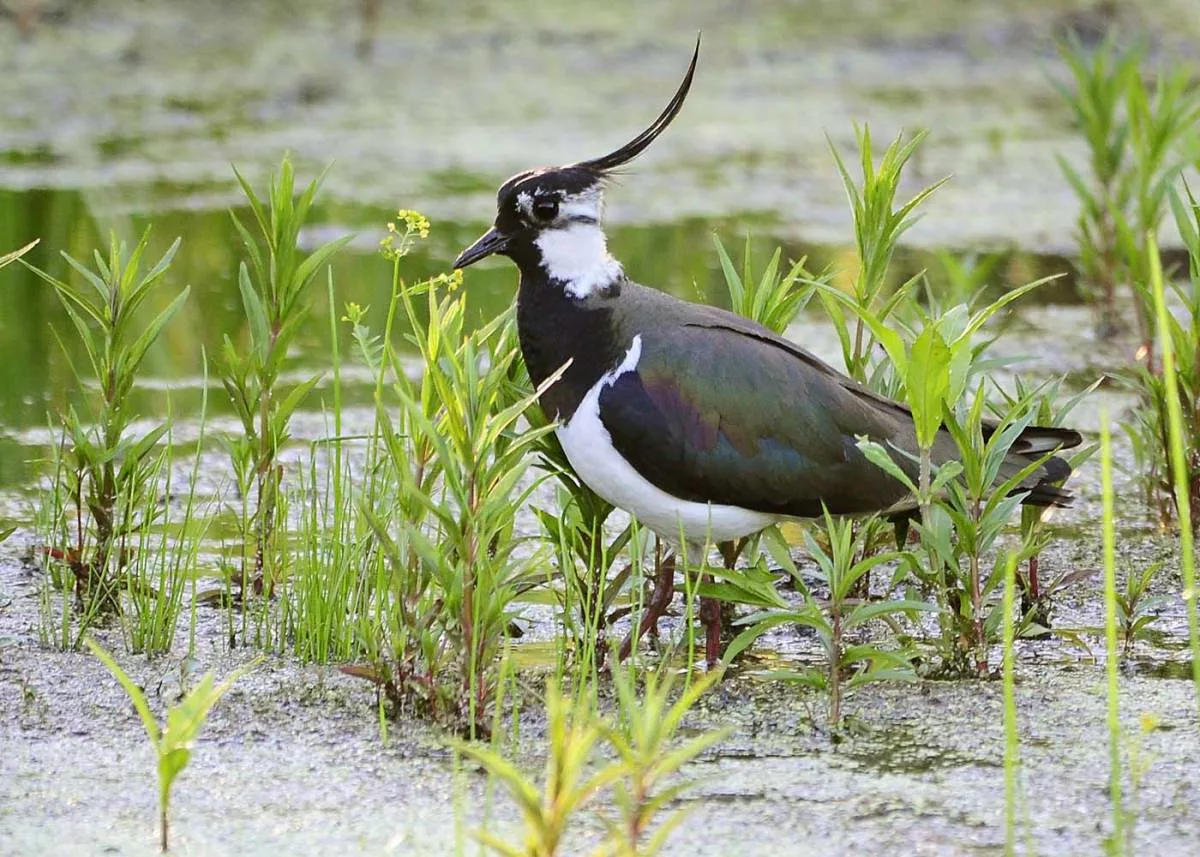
<box><xmin>1007</xmin><ymin>426</ymin><xmax>1083</xmax><ymax>508</ymax></box>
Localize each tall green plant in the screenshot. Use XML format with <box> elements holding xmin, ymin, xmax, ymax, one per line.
<box><xmin>1100</xmin><ymin>409</ymin><xmax>1126</xmax><ymax>853</ymax></box>
<box><xmin>1052</xmin><ymin>33</ymin><xmax>1141</xmax><ymax>333</ymax></box>
<box><xmin>220</xmin><ymin>155</ymin><xmax>350</xmax><ymax>598</ymax></box>
<box><xmin>831</xmin><ymin>279</ymin><xmax>1071</xmax><ymax>674</ymax></box>
<box><xmin>27</xmin><ymin>231</ymin><xmax>189</xmax><ymax>628</ymax></box>
<box><xmin>1118</xmin><ymin>58</ymin><xmax>1200</xmax><ymax>365</ymax></box>
<box><xmin>349</xmin><ymin>214</ymin><xmax>564</xmax><ymax>734</ymax></box>
<box><xmin>823</xmin><ymin>127</ymin><xmax>946</xmax><ymax>383</ymax></box>
<box><xmin>1145</xmin><ymin>235</ymin><xmax>1200</xmax><ymax>717</ymax></box>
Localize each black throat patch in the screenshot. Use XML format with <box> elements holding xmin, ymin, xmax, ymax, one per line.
<box><xmin>515</xmin><ymin>267</ymin><xmax>627</xmax><ymax>424</ymax></box>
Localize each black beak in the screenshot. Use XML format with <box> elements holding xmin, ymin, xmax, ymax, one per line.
<box><xmin>453</xmin><ymin>227</ymin><xmax>510</xmax><ymax>269</ymax></box>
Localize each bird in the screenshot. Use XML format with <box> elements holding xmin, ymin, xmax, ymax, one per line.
<box><xmin>452</xmin><ymin>38</ymin><xmax>1081</xmax><ymax>666</ymax></box>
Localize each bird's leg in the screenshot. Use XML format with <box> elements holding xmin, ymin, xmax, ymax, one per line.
<box><xmin>694</xmin><ymin>540</ymin><xmax>722</xmax><ymax>669</ymax></box>
<box><xmin>618</xmin><ymin>548</ymin><xmax>676</xmax><ymax>662</ymax></box>
<box><xmin>700</xmin><ymin>594</ymin><xmax>721</xmax><ymax>670</ymax></box>
<box><xmin>1021</xmin><ymin>552</ymin><xmax>1053</xmax><ymax>636</ymax></box>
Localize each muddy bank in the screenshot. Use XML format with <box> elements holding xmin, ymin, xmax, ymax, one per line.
<box><xmin>2</xmin><ymin>521</ymin><xmax>1199</xmax><ymax>856</ymax></box>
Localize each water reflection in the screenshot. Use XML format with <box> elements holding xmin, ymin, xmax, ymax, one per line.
<box><xmin>0</xmin><ymin>185</ymin><xmax>1082</xmax><ymax>490</ymax></box>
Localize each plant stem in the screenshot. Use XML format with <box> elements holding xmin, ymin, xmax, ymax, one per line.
<box><xmin>1002</xmin><ymin>553</ymin><xmax>1020</xmax><ymax>857</ymax></box>
<box><xmin>1101</xmin><ymin>407</ymin><xmax>1124</xmax><ymax>851</ymax></box>
<box><xmin>1147</xmin><ymin>236</ymin><xmax>1200</xmax><ymax>719</ymax></box>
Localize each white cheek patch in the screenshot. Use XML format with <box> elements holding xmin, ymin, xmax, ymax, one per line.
<box><xmin>535</xmin><ymin>223</ymin><xmax>623</xmax><ymax>298</ymax></box>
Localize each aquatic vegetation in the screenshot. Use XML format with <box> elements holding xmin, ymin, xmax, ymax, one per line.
<box><xmin>1145</xmin><ymin>236</ymin><xmax>1200</xmax><ymax>714</ymax></box>
<box><xmin>459</xmin><ymin>670</ymin><xmax>725</xmax><ymax>856</ymax></box>
<box><xmin>821</xmin><ymin>126</ymin><xmax>945</xmax><ymax>386</ymax></box>
<box><xmin>338</xmin><ymin>220</ymin><xmax>562</xmax><ymax>735</ymax></box>
<box><xmin>27</xmin><ymin>231</ymin><xmax>190</xmax><ymax>642</ymax></box>
<box><xmin>534</xmin><ymin>464</ymin><xmax>640</xmax><ymax>670</ymax></box>
<box><xmin>711</xmin><ymin>234</ymin><xmax>817</xmax><ymax>335</ymax></box>
<box><xmin>1112</xmin><ymin>561</ymin><xmax>1168</xmax><ymax>656</ymax></box>
<box><xmin>87</xmin><ymin>639</ymin><xmax>258</xmax><ymax>853</ymax></box>
<box><xmin>1057</xmin><ymin>35</ymin><xmax>1200</xmax><ymax>525</ymax></box>
<box><xmin>833</xmin><ymin>269</ymin><xmax>1067</xmax><ymax>674</ymax></box>
<box><xmin>1122</xmin><ymin>190</ymin><xmax>1200</xmax><ymax>528</ymax></box>
<box><xmin>1000</xmin><ymin>554</ymin><xmax>1025</xmax><ymax>857</ymax></box>
<box><xmin>218</xmin><ymin>156</ymin><xmax>350</xmax><ymax>602</ymax></box>
<box><xmin>990</xmin><ymin>375</ymin><xmax>1098</xmax><ymax>620</ymax></box>
<box><xmin>599</xmin><ymin>667</ymin><xmax>729</xmax><ymax>855</ymax></box>
<box><xmin>725</xmin><ymin>511</ymin><xmax>928</xmax><ymax>729</ymax></box>
<box><xmin>1052</xmin><ymin>33</ymin><xmax>1142</xmax><ymax>335</ymax></box>
<box><xmin>459</xmin><ymin>680</ymin><xmax>621</xmax><ymax>857</ymax></box>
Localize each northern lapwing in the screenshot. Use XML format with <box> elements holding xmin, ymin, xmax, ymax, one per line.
<box><xmin>453</xmin><ymin>39</ymin><xmax>1082</xmax><ymax>666</ymax></box>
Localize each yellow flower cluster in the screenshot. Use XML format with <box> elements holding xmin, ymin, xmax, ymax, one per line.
<box><xmin>380</xmin><ymin>209</ymin><xmax>432</xmax><ymax>260</ymax></box>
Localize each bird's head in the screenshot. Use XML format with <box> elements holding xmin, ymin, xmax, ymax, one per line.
<box><xmin>453</xmin><ymin>37</ymin><xmax>700</xmax><ymax>298</ymax></box>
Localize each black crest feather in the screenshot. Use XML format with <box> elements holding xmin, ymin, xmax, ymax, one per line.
<box><xmin>572</xmin><ymin>35</ymin><xmax>700</xmax><ymax>173</ymax></box>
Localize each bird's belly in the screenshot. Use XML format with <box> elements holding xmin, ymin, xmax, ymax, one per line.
<box><xmin>556</xmin><ymin>390</ymin><xmax>777</xmax><ymax>545</ymax></box>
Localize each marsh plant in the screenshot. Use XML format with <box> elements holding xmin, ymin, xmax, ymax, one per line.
<box><xmin>1144</xmin><ymin>236</ymin><xmax>1200</xmax><ymax>712</ymax></box>
<box><xmin>818</xmin><ymin>125</ymin><xmax>1089</xmax><ymax>674</ymax></box>
<box><xmin>219</xmin><ymin>156</ymin><xmax>350</xmax><ymax>599</ymax></box>
<box><xmin>28</xmin><ymin>230</ymin><xmax>189</xmax><ymax>637</ymax></box>
<box><xmin>822</xmin><ymin>126</ymin><xmax>946</xmax><ymax>386</ymax></box>
<box><xmin>725</xmin><ymin>514</ymin><xmax>927</xmax><ymax>729</ymax></box>
<box><xmin>1057</xmin><ymin>35</ymin><xmax>1200</xmax><ymax>523</ymax></box>
<box><xmin>1121</xmin><ymin>187</ymin><xmax>1200</xmax><ymax>526</ymax></box>
<box><xmin>991</xmin><ymin>375</ymin><xmax>1098</xmax><ymax>619</ymax></box>
<box><xmin>459</xmin><ymin>670</ymin><xmax>726</xmax><ymax>857</ymax></box>
<box><xmin>834</xmin><ymin>274</ymin><xmax>1068</xmax><ymax>674</ymax></box>
<box><xmin>87</xmin><ymin>640</ymin><xmax>258</xmax><ymax>853</ymax></box>
<box><xmin>338</xmin><ymin>213</ymin><xmax>564</xmax><ymax>734</ymax></box>
<box><xmin>1052</xmin><ymin>33</ymin><xmax>1143</xmax><ymax>334</ymax></box>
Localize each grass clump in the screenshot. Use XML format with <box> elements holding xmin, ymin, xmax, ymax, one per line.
<box><xmin>338</xmin><ymin>213</ymin><xmax>562</xmax><ymax>736</ymax></box>
<box><xmin>1056</xmin><ymin>35</ymin><xmax>1200</xmax><ymax>522</ymax></box>
<box><xmin>819</xmin><ymin>126</ymin><xmax>1086</xmax><ymax>675</ymax></box>
<box><xmin>27</xmin><ymin>231</ymin><xmax>190</xmax><ymax>644</ymax></box>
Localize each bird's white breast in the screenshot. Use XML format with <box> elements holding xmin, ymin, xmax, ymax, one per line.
<box><xmin>555</xmin><ymin>335</ymin><xmax>778</xmax><ymax>544</ymax></box>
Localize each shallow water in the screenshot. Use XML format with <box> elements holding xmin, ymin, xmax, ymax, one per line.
<box><xmin>2</xmin><ymin>2</ymin><xmax>1200</xmax><ymax>855</ymax></box>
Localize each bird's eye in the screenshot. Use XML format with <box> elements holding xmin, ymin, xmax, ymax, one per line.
<box><xmin>532</xmin><ymin>199</ymin><xmax>559</xmax><ymax>221</ymax></box>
